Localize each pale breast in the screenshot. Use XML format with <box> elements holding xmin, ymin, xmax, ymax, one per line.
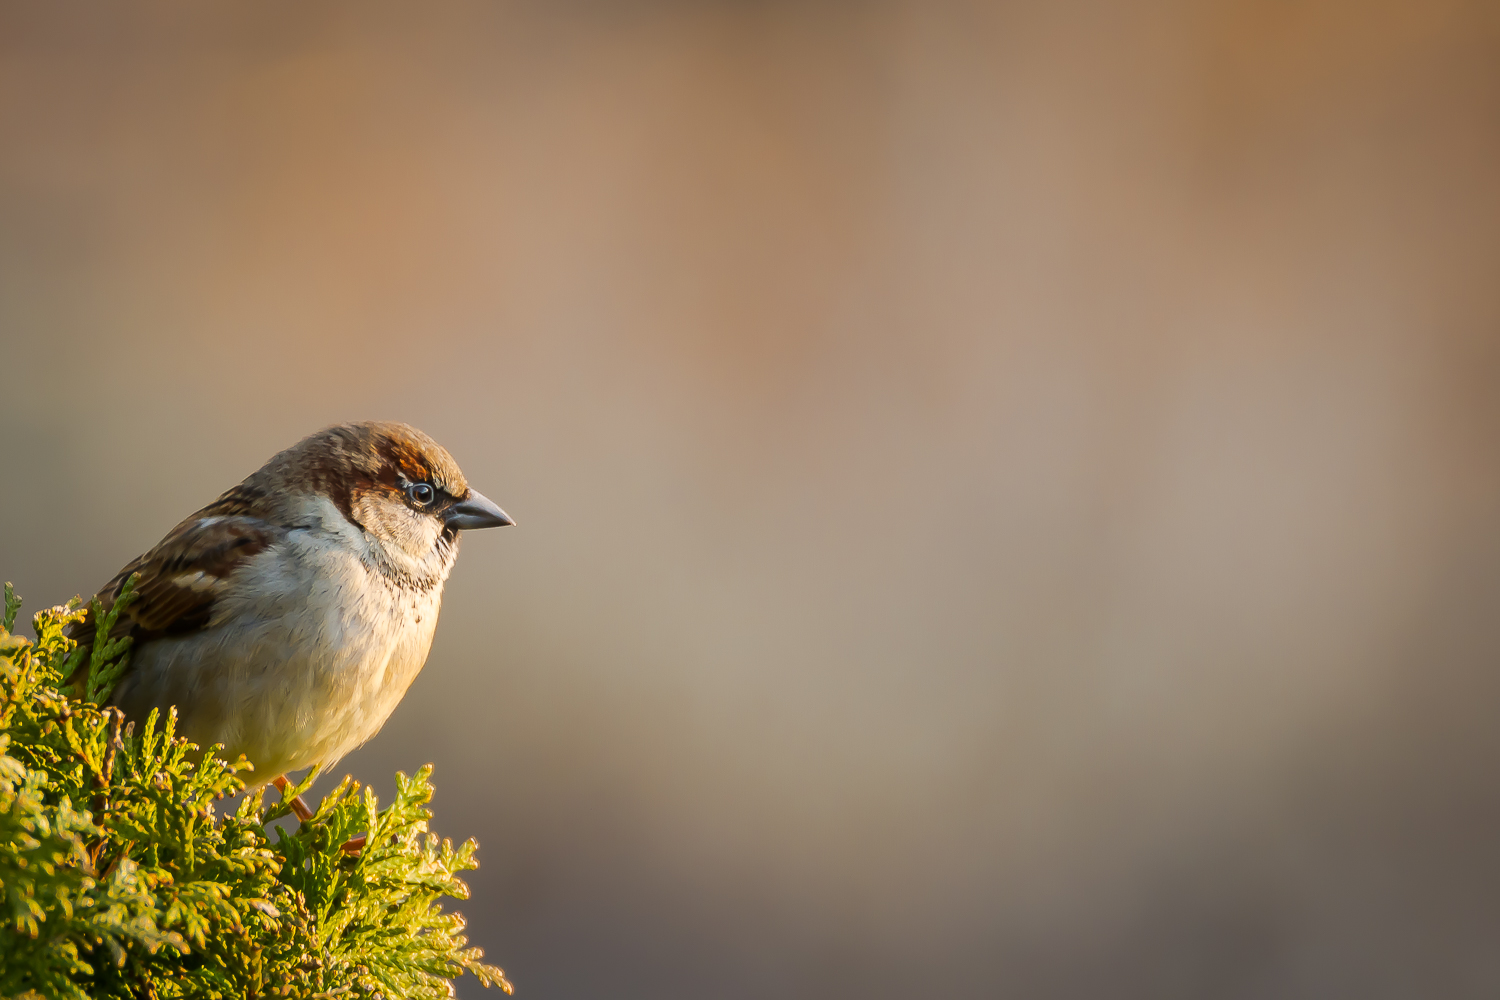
<box><xmin>113</xmin><ymin>524</ymin><xmax>446</xmax><ymax>781</ymax></box>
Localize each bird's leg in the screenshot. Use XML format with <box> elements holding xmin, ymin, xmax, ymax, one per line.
<box><xmin>270</xmin><ymin>775</ymin><xmax>365</xmax><ymax>854</ymax></box>
<box><xmin>271</xmin><ymin>774</ymin><xmax>315</xmax><ymax>822</ymax></box>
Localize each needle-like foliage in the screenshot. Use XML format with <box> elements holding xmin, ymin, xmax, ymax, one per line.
<box><xmin>0</xmin><ymin>581</ymin><xmax>511</xmax><ymax>999</ymax></box>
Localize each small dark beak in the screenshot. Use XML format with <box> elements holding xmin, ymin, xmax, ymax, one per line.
<box><xmin>444</xmin><ymin>489</ymin><xmax>514</xmax><ymax>530</ymax></box>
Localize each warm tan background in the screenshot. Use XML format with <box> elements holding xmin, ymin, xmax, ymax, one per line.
<box><xmin>4</xmin><ymin>2</ymin><xmax>1500</xmax><ymax>997</ymax></box>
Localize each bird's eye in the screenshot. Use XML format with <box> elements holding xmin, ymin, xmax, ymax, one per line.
<box><xmin>407</xmin><ymin>482</ymin><xmax>435</xmax><ymax>506</ymax></box>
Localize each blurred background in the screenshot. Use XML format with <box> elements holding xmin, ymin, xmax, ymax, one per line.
<box><xmin>3</xmin><ymin>1</ymin><xmax>1500</xmax><ymax>996</ymax></box>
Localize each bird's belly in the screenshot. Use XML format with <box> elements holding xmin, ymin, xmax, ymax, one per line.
<box><xmin>114</xmin><ymin>568</ymin><xmax>443</xmax><ymax>781</ymax></box>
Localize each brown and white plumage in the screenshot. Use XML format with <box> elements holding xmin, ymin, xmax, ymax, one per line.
<box><xmin>68</xmin><ymin>421</ymin><xmax>512</xmax><ymax>783</ymax></box>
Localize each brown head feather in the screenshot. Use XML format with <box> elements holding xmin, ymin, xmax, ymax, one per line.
<box><xmin>244</xmin><ymin>421</ymin><xmax>470</xmax><ymax>527</ymax></box>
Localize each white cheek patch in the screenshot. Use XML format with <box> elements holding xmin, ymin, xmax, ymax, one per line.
<box><xmin>391</xmin><ymin>512</ymin><xmax>442</xmax><ymax>557</ymax></box>
<box><xmin>310</xmin><ymin>489</ymin><xmax>453</xmax><ymax>586</ymax></box>
<box><xmin>353</xmin><ymin>496</ymin><xmax>443</xmax><ymax>559</ymax></box>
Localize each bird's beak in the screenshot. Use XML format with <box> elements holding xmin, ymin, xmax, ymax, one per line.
<box><xmin>444</xmin><ymin>489</ymin><xmax>514</xmax><ymax>530</ymax></box>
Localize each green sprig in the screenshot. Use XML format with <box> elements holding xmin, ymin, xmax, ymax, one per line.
<box><xmin>84</xmin><ymin>573</ymin><xmax>139</xmax><ymax>706</ymax></box>
<box><xmin>2</xmin><ymin>582</ymin><xmax>19</xmax><ymax>634</ymax></box>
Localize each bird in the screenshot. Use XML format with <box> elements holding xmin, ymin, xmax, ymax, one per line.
<box><xmin>67</xmin><ymin>421</ymin><xmax>512</xmax><ymax>819</ymax></box>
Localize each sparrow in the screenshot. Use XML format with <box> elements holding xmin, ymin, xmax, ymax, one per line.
<box><xmin>68</xmin><ymin>421</ymin><xmax>512</xmax><ymax>796</ymax></box>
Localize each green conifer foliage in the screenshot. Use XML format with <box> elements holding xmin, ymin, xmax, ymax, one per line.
<box><xmin>0</xmin><ymin>581</ymin><xmax>511</xmax><ymax>999</ymax></box>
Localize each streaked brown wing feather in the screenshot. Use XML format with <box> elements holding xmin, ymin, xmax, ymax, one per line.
<box><xmin>125</xmin><ymin>521</ymin><xmax>270</xmax><ymax>635</ymax></box>
<box><xmin>68</xmin><ymin>484</ymin><xmax>281</xmax><ymax>650</ymax></box>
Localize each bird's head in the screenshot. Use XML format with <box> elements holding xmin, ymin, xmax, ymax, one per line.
<box><xmin>256</xmin><ymin>420</ymin><xmax>512</xmax><ymax>583</ymax></box>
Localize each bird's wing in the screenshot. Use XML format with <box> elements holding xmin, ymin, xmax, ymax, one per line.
<box><xmin>67</xmin><ymin>487</ymin><xmax>281</xmax><ymax>650</ymax></box>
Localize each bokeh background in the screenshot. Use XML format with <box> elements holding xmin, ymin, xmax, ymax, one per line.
<box><xmin>4</xmin><ymin>1</ymin><xmax>1500</xmax><ymax>996</ymax></box>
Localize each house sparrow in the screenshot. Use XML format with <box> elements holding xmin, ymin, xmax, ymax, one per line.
<box><xmin>68</xmin><ymin>421</ymin><xmax>512</xmax><ymax>794</ymax></box>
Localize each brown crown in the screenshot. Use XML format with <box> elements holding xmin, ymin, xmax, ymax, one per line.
<box><xmin>243</xmin><ymin>421</ymin><xmax>471</xmax><ymax>525</ymax></box>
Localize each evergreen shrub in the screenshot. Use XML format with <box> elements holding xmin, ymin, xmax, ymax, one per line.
<box><xmin>0</xmin><ymin>579</ymin><xmax>511</xmax><ymax>999</ymax></box>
